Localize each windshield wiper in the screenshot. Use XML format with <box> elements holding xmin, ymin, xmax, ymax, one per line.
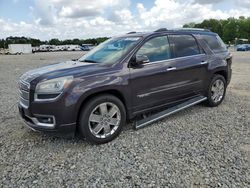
<box><xmin>80</xmin><ymin>59</ymin><xmax>99</xmax><ymax>64</ymax></box>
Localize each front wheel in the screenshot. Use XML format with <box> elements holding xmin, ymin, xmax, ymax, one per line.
<box><xmin>79</xmin><ymin>95</ymin><xmax>126</xmax><ymax>144</ymax></box>
<box><xmin>206</xmin><ymin>74</ymin><xmax>226</xmax><ymax>107</ymax></box>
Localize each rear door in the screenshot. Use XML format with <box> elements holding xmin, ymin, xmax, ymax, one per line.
<box><xmin>166</xmin><ymin>34</ymin><xmax>208</xmax><ymax>96</ymax></box>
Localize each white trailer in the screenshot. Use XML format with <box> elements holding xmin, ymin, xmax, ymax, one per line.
<box><xmin>32</xmin><ymin>46</ymin><xmax>40</xmax><ymax>53</ymax></box>
<box><xmin>8</xmin><ymin>44</ymin><xmax>32</xmax><ymax>54</ymax></box>
<box><xmin>66</xmin><ymin>45</ymin><xmax>82</xmax><ymax>51</ymax></box>
<box><xmin>39</xmin><ymin>45</ymin><xmax>51</xmax><ymax>52</ymax></box>
<box><xmin>55</xmin><ymin>45</ymin><xmax>67</xmax><ymax>51</ymax></box>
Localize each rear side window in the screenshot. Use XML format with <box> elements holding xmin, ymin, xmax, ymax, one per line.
<box><xmin>201</xmin><ymin>35</ymin><xmax>227</xmax><ymax>53</ymax></box>
<box><xmin>168</xmin><ymin>35</ymin><xmax>201</xmax><ymax>58</ymax></box>
<box><xmin>137</xmin><ymin>36</ymin><xmax>171</xmax><ymax>62</ymax></box>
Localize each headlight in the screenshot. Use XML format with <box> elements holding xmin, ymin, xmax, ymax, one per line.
<box><xmin>35</xmin><ymin>76</ymin><xmax>73</xmax><ymax>101</ymax></box>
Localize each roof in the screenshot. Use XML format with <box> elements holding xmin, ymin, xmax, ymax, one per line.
<box><xmin>117</xmin><ymin>28</ymin><xmax>217</xmax><ymax>38</ymax></box>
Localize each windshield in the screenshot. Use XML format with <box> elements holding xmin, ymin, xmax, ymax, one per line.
<box><xmin>79</xmin><ymin>37</ymin><xmax>141</xmax><ymax>65</ymax></box>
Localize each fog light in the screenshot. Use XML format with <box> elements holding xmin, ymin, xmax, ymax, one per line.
<box><xmin>31</xmin><ymin>115</ymin><xmax>55</xmax><ymax>128</ymax></box>
<box><xmin>37</xmin><ymin>117</ymin><xmax>54</xmax><ymax>124</ymax></box>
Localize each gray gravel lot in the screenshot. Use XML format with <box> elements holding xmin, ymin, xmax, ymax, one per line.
<box><xmin>0</xmin><ymin>51</ymin><xmax>250</xmax><ymax>187</ymax></box>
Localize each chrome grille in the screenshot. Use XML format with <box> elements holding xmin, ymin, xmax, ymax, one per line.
<box><xmin>19</xmin><ymin>80</ymin><xmax>30</xmax><ymax>91</ymax></box>
<box><xmin>19</xmin><ymin>80</ymin><xmax>30</xmax><ymax>108</ymax></box>
<box><xmin>19</xmin><ymin>89</ymin><xmax>29</xmax><ymax>99</ymax></box>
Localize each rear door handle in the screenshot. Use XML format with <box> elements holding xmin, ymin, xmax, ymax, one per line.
<box><xmin>166</xmin><ymin>67</ymin><xmax>177</xmax><ymax>71</ymax></box>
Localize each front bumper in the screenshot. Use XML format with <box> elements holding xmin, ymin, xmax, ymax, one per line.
<box><xmin>18</xmin><ymin>104</ymin><xmax>76</xmax><ymax>137</ymax></box>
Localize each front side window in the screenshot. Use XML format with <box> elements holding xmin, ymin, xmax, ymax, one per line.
<box><xmin>136</xmin><ymin>36</ymin><xmax>171</xmax><ymax>63</ymax></box>
<box><xmin>79</xmin><ymin>37</ymin><xmax>141</xmax><ymax>65</ymax></box>
<box><xmin>168</xmin><ymin>35</ymin><xmax>201</xmax><ymax>58</ymax></box>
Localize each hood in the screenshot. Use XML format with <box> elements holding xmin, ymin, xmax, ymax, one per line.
<box><xmin>20</xmin><ymin>61</ymin><xmax>105</xmax><ymax>82</ymax></box>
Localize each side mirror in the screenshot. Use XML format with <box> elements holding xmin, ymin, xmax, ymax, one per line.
<box><xmin>130</xmin><ymin>54</ymin><xmax>150</xmax><ymax>67</ymax></box>
<box><xmin>135</xmin><ymin>54</ymin><xmax>150</xmax><ymax>64</ymax></box>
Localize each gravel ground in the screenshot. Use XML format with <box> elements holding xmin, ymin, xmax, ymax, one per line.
<box><xmin>0</xmin><ymin>51</ymin><xmax>250</xmax><ymax>187</ymax></box>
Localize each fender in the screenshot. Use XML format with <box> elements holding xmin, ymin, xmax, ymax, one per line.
<box><xmin>68</xmin><ymin>73</ymin><xmax>131</xmax><ymax>122</ymax></box>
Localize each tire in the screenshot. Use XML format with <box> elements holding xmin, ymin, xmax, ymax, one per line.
<box><xmin>78</xmin><ymin>94</ymin><xmax>126</xmax><ymax>144</ymax></box>
<box><xmin>206</xmin><ymin>74</ymin><xmax>226</xmax><ymax>107</ymax></box>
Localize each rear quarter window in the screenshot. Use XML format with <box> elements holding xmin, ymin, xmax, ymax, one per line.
<box><xmin>168</xmin><ymin>35</ymin><xmax>201</xmax><ymax>58</ymax></box>
<box><xmin>201</xmin><ymin>34</ymin><xmax>227</xmax><ymax>53</ymax></box>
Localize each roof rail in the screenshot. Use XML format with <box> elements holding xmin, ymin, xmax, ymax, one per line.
<box><xmin>171</xmin><ymin>28</ymin><xmax>211</xmax><ymax>32</ymax></box>
<box><xmin>127</xmin><ymin>31</ymin><xmax>137</xmax><ymax>34</ymax></box>
<box><xmin>154</xmin><ymin>28</ymin><xmax>168</xmax><ymax>32</ymax></box>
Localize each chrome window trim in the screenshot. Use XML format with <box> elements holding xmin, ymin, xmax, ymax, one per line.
<box><xmin>145</xmin><ymin>53</ymin><xmax>206</xmax><ymax>66</ymax></box>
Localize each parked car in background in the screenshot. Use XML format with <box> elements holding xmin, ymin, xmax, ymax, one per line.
<box><xmin>236</xmin><ymin>44</ymin><xmax>250</xmax><ymax>51</ymax></box>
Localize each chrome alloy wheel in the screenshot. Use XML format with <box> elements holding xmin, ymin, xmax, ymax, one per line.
<box><xmin>211</xmin><ymin>79</ymin><xmax>225</xmax><ymax>103</ymax></box>
<box><xmin>88</xmin><ymin>102</ymin><xmax>121</xmax><ymax>139</ymax></box>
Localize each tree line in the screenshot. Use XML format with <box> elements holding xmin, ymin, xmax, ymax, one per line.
<box><xmin>0</xmin><ymin>36</ymin><xmax>109</xmax><ymax>49</ymax></box>
<box><xmin>1</xmin><ymin>16</ymin><xmax>249</xmax><ymax>48</ymax></box>
<box><xmin>183</xmin><ymin>16</ymin><xmax>250</xmax><ymax>44</ymax></box>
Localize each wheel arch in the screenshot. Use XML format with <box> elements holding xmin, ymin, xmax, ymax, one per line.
<box><xmin>213</xmin><ymin>69</ymin><xmax>228</xmax><ymax>83</ymax></box>
<box><xmin>75</xmin><ymin>89</ymin><xmax>128</xmax><ymax>126</ymax></box>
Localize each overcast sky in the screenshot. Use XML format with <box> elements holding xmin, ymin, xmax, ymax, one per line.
<box><xmin>0</xmin><ymin>0</ymin><xmax>250</xmax><ymax>40</ymax></box>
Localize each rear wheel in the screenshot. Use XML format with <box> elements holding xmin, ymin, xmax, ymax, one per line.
<box><xmin>79</xmin><ymin>95</ymin><xmax>126</xmax><ymax>144</ymax></box>
<box><xmin>206</xmin><ymin>74</ymin><xmax>226</xmax><ymax>107</ymax></box>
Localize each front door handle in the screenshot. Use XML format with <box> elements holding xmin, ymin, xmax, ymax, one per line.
<box><xmin>166</xmin><ymin>67</ymin><xmax>177</xmax><ymax>71</ymax></box>
<box><xmin>200</xmin><ymin>61</ymin><xmax>208</xmax><ymax>65</ymax></box>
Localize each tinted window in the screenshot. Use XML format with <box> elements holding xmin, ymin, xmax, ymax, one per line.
<box><xmin>201</xmin><ymin>35</ymin><xmax>227</xmax><ymax>53</ymax></box>
<box><xmin>137</xmin><ymin>36</ymin><xmax>171</xmax><ymax>62</ymax></box>
<box><xmin>168</xmin><ymin>35</ymin><xmax>201</xmax><ymax>58</ymax></box>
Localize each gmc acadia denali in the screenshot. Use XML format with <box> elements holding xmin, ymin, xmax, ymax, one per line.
<box><xmin>18</xmin><ymin>28</ymin><xmax>232</xmax><ymax>144</ymax></box>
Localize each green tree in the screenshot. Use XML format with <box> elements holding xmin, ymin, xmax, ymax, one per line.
<box><xmin>222</xmin><ymin>18</ymin><xmax>238</xmax><ymax>43</ymax></box>
<box><xmin>183</xmin><ymin>22</ymin><xmax>196</xmax><ymax>28</ymax></box>
<box><xmin>194</xmin><ymin>19</ymin><xmax>223</xmax><ymax>37</ymax></box>
<box><xmin>49</xmin><ymin>38</ymin><xmax>61</xmax><ymax>45</ymax></box>
<box><xmin>183</xmin><ymin>17</ymin><xmax>250</xmax><ymax>43</ymax></box>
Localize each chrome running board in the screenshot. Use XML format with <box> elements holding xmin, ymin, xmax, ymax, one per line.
<box><xmin>134</xmin><ymin>96</ymin><xmax>207</xmax><ymax>130</ymax></box>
